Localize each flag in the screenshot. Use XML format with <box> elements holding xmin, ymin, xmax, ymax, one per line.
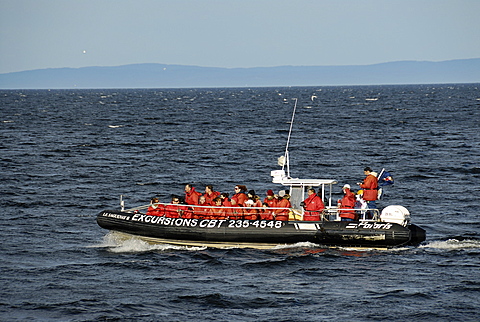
<box><xmin>378</xmin><ymin>168</ymin><xmax>394</xmax><ymax>187</ymax></box>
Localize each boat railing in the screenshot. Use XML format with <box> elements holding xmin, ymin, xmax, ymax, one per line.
<box><xmin>320</xmin><ymin>208</ymin><xmax>380</xmax><ymax>221</ymax></box>
<box><xmin>123</xmin><ymin>202</ymin><xmax>380</xmax><ymax>222</ymax></box>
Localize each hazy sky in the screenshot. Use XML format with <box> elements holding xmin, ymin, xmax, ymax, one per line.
<box><xmin>1</xmin><ymin>0</ymin><xmax>479</xmax><ymax>74</ymax></box>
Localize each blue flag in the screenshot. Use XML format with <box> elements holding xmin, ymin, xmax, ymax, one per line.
<box><xmin>378</xmin><ymin>169</ymin><xmax>394</xmax><ymax>187</ymax></box>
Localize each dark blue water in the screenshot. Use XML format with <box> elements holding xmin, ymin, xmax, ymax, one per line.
<box><xmin>1</xmin><ymin>85</ymin><xmax>479</xmax><ymax>321</ymax></box>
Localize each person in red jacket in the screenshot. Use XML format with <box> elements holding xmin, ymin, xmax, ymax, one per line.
<box><xmin>204</xmin><ymin>185</ymin><xmax>220</xmax><ymax>206</ymax></box>
<box><xmin>165</xmin><ymin>196</ymin><xmax>184</xmax><ymax>218</ymax></box>
<box><xmin>275</xmin><ymin>193</ymin><xmax>291</xmax><ymax>221</ymax></box>
<box><xmin>146</xmin><ymin>197</ymin><xmax>164</xmax><ymax>216</ymax></box>
<box><xmin>231</xmin><ymin>185</ymin><xmax>248</xmax><ymax>207</ymax></box>
<box><xmin>193</xmin><ymin>195</ymin><xmax>210</xmax><ymax>219</ymax></box>
<box><xmin>263</xmin><ymin>189</ymin><xmax>278</xmax><ymax>208</ymax></box>
<box><xmin>357</xmin><ymin>167</ymin><xmax>378</xmax><ymax>209</ymax></box>
<box><xmin>243</xmin><ymin>199</ymin><xmax>259</xmax><ymax>220</ymax></box>
<box><xmin>184</xmin><ymin>184</ymin><xmax>202</xmax><ymax>205</ymax></box>
<box><xmin>209</xmin><ymin>197</ymin><xmax>226</xmax><ymax>220</ymax></box>
<box><xmin>338</xmin><ymin>184</ymin><xmax>356</xmax><ymax>221</ymax></box>
<box><xmin>302</xmin><ymin>188</ymin><xmax>325</xmax><ymax>221</ymax></box>
<box><xmin>220</xmin><ymin>193</ymin><xmax>235</xmax><ymax>219</ymax></box>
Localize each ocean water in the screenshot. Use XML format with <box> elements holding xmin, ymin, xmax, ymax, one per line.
<box><xmin>1</xmin><ymin>84</ymin><xmax>479</xmax><ymax>321</ymax></box>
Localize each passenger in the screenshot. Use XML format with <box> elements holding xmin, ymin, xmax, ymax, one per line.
<box><xmin>275</xmin><ymin>193</ymin><xmax>291</xmax><ymax>221</ymax></box>
<box><xmin>204</xmin><ymin>185</ymin><xmax>220</xmax><ymax>206</ymax></box>
<box><xmin>209</xmin><ymin>197</ymin><xmax>226</xmax><ymax>220</ymax></box>
<box><xmin>231</xmin><ymin>185</ymin><xmax>248</xmax><ymax>207</ymax></box>
<box><xmin>354</xmin><ymin>190</ymin><xmax>368</xmax><ymax>220</ymax></box>
<box><xmin>357</xmin><ymin>167</ymin><xmax>378</xmax><ymax>210</ymax></box>
<box><xmin>220</xmin><ymin>192</ymin><xmax>234</xmax><ymax>219</ymax></box>
<box><xmin>146</xmin><ymin>197</ymin><xmax>164</xmax><ymax>216</ymax></box>
<box><xmin>263</xmin><ymin>189</ymin><xmax>278</xmax><ymax>207</ymax></box>
<box><xmin>165</xmin><ymin>196</ymin><xmax>183</xmax><ymax>218</ymax></box>
<box><xmin>193</xmin><ymin>195</ymin><xmax>210</xmax><ymax>219</ymax></box>
<box><xmin>243</xmin><ymin>199</ymin><xmax>259</xmax><ymax>220</ymax></box>
<box><xmin>248</xmin><ymin>190</ymin><xmax>263</xmax><ymax>208</ymax></box>
<box><xmin>184</xmin><ymin>184</ymin><xmax>202</xmax><ymax>205</ymax></box>
<box><xmin>338</xmin><ymin>184</ymin><xmax>356</xmax><ymax>221</ymax></box>
<box><xmin>302</xmin><ymin>188</ymin><xmax>325</xmax><ymax>221</ymax></box>
<box><xmin>260</xmin><ymin>202</ymin><xmax>275</xmax><ymax>220</ymax></box>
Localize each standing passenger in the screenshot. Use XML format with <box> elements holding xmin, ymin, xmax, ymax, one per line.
<box><xmin>204</xmin><ymin>185</ymin><xmax>220</xmax><ymax>206</ymax></box>
<box><xmin>184</xmin><ymin>184</ymin><xmax>202</xmax><ymax>205</ymax></box>
<box><xmin>357</xmin><ymin>167</ymin><xmax>378</xmax><ymax>210</ymax></box>
<box><xmin>302</xmin><ymin>188</ymin><xmax>325</xmax><ymax>221</ymax></box>
<box><xmin>338</xmin><ymin>184</ymin><xmax>356</xmax><ymax>221</ymax></box>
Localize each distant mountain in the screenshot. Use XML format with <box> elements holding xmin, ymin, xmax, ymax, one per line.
<box><xmin>1</xmin><ymin>59</ymin><xmax>479</xmax><ymax>89</ymax></box>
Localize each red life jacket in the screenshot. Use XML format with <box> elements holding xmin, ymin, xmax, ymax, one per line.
<box><xmin>232</xmin><ymin>192</ymin><xmax>248</xmax><ymax>207</ymax></box>
<box><xmin>185</xmin><ymin>188</ymin><xmax>202</xmax><ymax>205</ymax></box>
<box><xmin>275</xmin><ymin>199</ymin><xmax>291</xmax><ymax>221</ymax></box>
<box><xmin>146</xmin><ymin>204</ymin><xmax>164</xmax><ymax>216</ymax></box>
<box><xmin>303</xmin><ymin>194</ymin><xmax>325</xmax><ymax>221</ymax></box>
<box><xmin>165</xmin><ymin>204</ymin><xmax>181</xmax><ymax>218</ymax></box>
<box><xmin>339</xmin><ymin>189</ymin><xmax>356</xmax><ymax>220</ymax></box>
<box><xmin>360</xmin><ymin>174</ymin><xmax>378</xmax><ymax>201</ymax></box>
<box><xmin>263</xmin><ymin>197</ymin><xmax>278</xmax><ymax>208</ymax></box>
<box><xmin>204</xmin><ymin>191</ymin><xmax>220</xmax><ymax>206</ymax></box>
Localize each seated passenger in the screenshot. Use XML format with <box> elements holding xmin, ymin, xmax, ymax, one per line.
<box><xmin>231</xmin><ymin>185</ymin><xmax>248</xmax><ymax>207</ymax></box>
<box><xmin>220</xmin><ymin>192</ymin><xmax>234</xmax><ymax>219</ymax></box>
<box><xmin>193</xmin><ymin>196</ymin><xmax>210</xmax><ymax>220</ymax></box>
<box><xmin>165</xmin><ymin>196</ymin><xmax>183</xmax><ymax>218</ymax></box>
<box><xmin>303</xmin><ymin>188</ymin><xmax>325</xmax><ymax>221</ymax></box>
<box><xmin>209</xmin><ymin>197</ymin><xmax>226</xmax><ymax>220</ymax></box>
<box><xmin>260</xmin><ymin>202</ymin><xmax>275</xmax><ymax>220</ymax></box>
<box><xmin>146</xmin><ymin>197</ymin><xmax>164</xmax><ymax>216</ymax></box>
<box><xmin>243</xmin><ymin>199</ymin><xmax>259</xmax><ymax>220</ymax></box>
<box><xmin>275</xmin><ymin>193</ymin><xmax>291</xmax><ymax>221</ymax></box>
<box><xmin>338</xmin><ymin>184</ymin><xmax>356</xmax><ymax>221</ymax></box>
<box><xmin>263</xmin><ymin>189</ymin><xmax>278</xmax><ymax>208</ymax></box>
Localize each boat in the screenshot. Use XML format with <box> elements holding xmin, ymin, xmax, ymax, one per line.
<box><xmin>96</xmin><ymin>100</ymin><xmax>426</xmax><ymax>249</ymax></box>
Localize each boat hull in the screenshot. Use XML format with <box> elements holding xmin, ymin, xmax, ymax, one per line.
<box><xmin>97</xmin><ymin>210</ymin><xmax>426</xmax><ymax>249</ymax></box>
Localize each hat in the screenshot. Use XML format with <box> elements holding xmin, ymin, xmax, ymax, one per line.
<box><xmin>245</xmin><ymin>199</ymin><xmax>254</xmax><ymax>205</ymax></box>
<box><xmin>266</xmin><ymin>189</ymin><xmax>274</xmax><ymax>196</ymax></box>
<box><xmin>278</xmin><ymin>190</ymin><xmax>286</xmax><ymax>197</ymax></box>
<box><xmin>343</xmin><ymin>184</ymin><xmax>351</xmax><ymax>190</ymax></box>
<box><xmin>357</xmin><ymin>190</ymin><xmax>363</xmax><ymax>195</ymax></box>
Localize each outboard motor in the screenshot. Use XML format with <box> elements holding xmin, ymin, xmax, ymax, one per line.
<box><xmin>380</xmin><ymin>205</ymin><xmax>411</xmax><ymax>226</ymax></box>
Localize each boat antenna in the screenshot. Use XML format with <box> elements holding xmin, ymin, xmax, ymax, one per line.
<box><xmin>282</xmin><ymin>98</ymin><xmax>298</xmax><ymax>177</ymax></box>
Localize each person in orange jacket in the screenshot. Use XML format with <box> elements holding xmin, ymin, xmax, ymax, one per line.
<box><xmin>184</xmin><ymin>184</ymin><xmax>202</xmax><ymax>205</ymax></box>
<box><xmin>357</xmin><ymin>167</ymin><xmax>378</xmax><ymax>209</ymax></box>
<box><xmin>231</xmin><ymin>185</ymin><xmax>248</xmax><ymax>207</ymax></box>
<box><xmin>146</xmin><ymin>197</ymin><xmax>164</xmax><ymax>216</ymax></box>
<box><xmin>263</xmin><ymin>189</ymin><xmax>278</xmax><ymax>208</ymax></box>
<box><xmin>275</xmin><ymin>192</ymin><xmax>291</xmax><ymax>221</ymax></box>
<box><xmin>204</xmin><ymin>185</ymin><xmax>220</xmax><ymax>206</ymax></box>
<box><xmin>302</xmin><ymin>188</ymin><xmax>325</xmax><ymax>221</ymax></box>
<box><xmin>338</xmin><ymin>184</ymin><xmax>356</xmax><ymax>221</ymax></box>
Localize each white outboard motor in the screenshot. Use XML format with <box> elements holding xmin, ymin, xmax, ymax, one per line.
<box><xmin>380</xmin><ymin>205</ymin><xmax>411</xmax><ymax>226</ymax></box>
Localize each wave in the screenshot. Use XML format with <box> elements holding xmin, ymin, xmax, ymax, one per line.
<box><xmin>89</xmin><ymin>232</ymin><xmax>207</xmax><ymax>253</ymax></box>
<box><xmin>419</xmin><ymin>238</ymin><xmax>480</xmax><ymax>250</ymax></box>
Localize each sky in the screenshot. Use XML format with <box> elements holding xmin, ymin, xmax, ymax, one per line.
<box><xmin>1</xmin><ymin>0</ymin><xmax>479</xmax><ymax>74</ymax></box>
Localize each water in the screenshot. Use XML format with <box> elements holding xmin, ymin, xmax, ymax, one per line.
<box><xmin>1</xmin><ymin>85</ymin><xmax>479</xmax><ymax>321</ymax></box>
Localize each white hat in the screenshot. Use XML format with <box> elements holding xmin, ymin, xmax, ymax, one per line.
<box><xmin>278</xmin><ymin>190</ymin><xmax>286</xmax><ymax>197</ymax></box>
<box><xmin>343</xmin><ymin>184</ymin><xmax>351</xmax><ymax>189</ymax></box>
<box><xmin>245</xmin><ymin>199</ymin><xmax>254</xmax><ymax>205</ymax></box>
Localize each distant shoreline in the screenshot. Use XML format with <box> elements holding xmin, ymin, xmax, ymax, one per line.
<box><xmin>1</xmin><ymin>58</ymin><xmax>479</xmax><ymax>89</ymax></box>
